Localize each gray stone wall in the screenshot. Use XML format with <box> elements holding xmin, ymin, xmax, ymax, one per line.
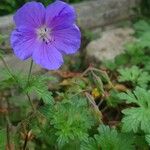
<box><xmin>0</xmin><ymin>0</ymin><xmax>140</xmax><ymax>35</ymax></box>
<box><xmin>75</xmin><ymin>0</ymin><xmax>140</xmax><ymax>29</ymax></box>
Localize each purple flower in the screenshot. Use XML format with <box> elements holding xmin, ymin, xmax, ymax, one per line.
<box><xmin>11</xmin><ymin>1</ymin><xmax>81</xmax><ymax>70</ymax></box>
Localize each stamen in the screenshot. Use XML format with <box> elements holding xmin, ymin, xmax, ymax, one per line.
<box><xmin>36</xmin><ymin>26</ymin><xmax>53</xmax><ymax>44</ymax></box>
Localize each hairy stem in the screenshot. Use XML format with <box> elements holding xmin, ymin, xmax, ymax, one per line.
<box><xmin>26</xmin><ymin>60</ymin><xmax>36</xmax><ymax>112</ymax></box>
<box><xmin>0</xmin><ymin>57</ymin><xmax>16</xmax><ymax>81</ymax></box>
<box><xmin>81</xmin><ymin>66</ymin><xmax>117</xmax><ymax>91</ymax></box>
<box><xmin>26</xmin><ymin>93</ymin><xmax>36</xmax><ymax>112</ymax></box>
<box><xmin>27</xmin><ymin>60</ymin><xmax>33</xmax><ymax>84</ymax></box>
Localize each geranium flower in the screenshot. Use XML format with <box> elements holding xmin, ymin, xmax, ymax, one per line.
<box><xmin>11</xmin><ymin>1</ymin><xmax>81</xmax><ymax>70</ymax></box>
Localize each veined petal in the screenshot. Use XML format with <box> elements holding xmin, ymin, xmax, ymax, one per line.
<box><xmin>11</xmin><ymin>27</ymin><xmax>37</xmax><ymax>60</ymax></box>
<box><xmin>52</xmin><ymin>25</ymin><xmax>81</xmax><ymax>54</ymax></box>
<box><xmin>32</xmin><ymin>44</ymin><xmax>63</xmax><ymax>70</ymax></box>
<box><xmin>14</xmin><ymin>2</ymin><xmax>45</xmax><ymax>28</ymax></box>
<box><xmin>46</xmin><ymin>1</ymin><xmax>76</xmax><ymax>28</ymax></box>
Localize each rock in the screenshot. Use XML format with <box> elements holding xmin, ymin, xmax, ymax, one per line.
<box><xmin>0</xmin><ymin>54</ymin><xmax>43</xmax><ymax>75</ymax></box>
<box><xmin>0</xmin><ymin>15</ymin><xmax>14</xmax><ymax>52</ymax></box>
<box><xmin>0</xmin><ymin>15</ymin><xmax>13</xmax><ymax>35</ymax></box>
<box><xmin>74</xmin><ymin>0</ymin><xmax>140</xmax><ymax>29</ymax></box>
<box><xmin>0</xmin><ymin>0</ymin><xmax>140</xmax><ymax>51</ymax></box>
<box><xmin>86</xmin><ymin>27</ymin><xmax>135</xmax><ymax>63</ymax></box>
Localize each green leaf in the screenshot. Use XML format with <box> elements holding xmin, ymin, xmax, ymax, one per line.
<box><xmin>24</xmin><ymin>75</ymin><xmax>55</xmax><ymax>104</ymax></box>
<box><xmin>95</xmin><ymin>125</ymin><xmax>135</xmax><ymax>150</ymax></box>
<box><xmin>102</xmin><ymin>60</ymin><xmax>117</xmax><ymax>71</ymax></box>
<box><xmin>107</xmin><ymin>90</ymin><xmax>123</xmax><ymax>107</ymax></box>
<box><xmin>40</xmin><ymin>96</ymin><xmax>97</xmax><ymax>148</ymax></box>
<box><xmin>145</xmin><ymin>135</ymin><xmax>150</xmax><ymax>146</ymax></box>
<box><xmin>118</xmin><ymin>66</ymin><xmax>150</xmax><ymax>88</ymax></box>
<box><xmin>134</xmin><ymin>20</ymin><xmax>150</xmax><ymax>36</ymax></box>
<box><xmin>81</xmin><ymin>138</ymin><xmax>98</xmax><ymax>150</ymax></box>
<box><xmin>0</xmin><ymin>129</ymin><xmax>6</xmax><ymax>150</ymax></box>
<box><xmin>120</xmin><ymin>87</ymin><xmax>150</xmax><ymax>133</ymax></box>
<box><xmin>138</xmin><ymin>32</ymin><xmax>150</xmax><ymax>48</ymax></box>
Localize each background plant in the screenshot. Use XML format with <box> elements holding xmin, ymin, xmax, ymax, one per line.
<box><xmin>0</xmin><ymin>0</ymin><xmax>83</xmax><ymax>16</ymax></box>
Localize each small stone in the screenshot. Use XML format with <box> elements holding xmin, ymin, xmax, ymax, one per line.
<box><xmin>85</xmin><ymin>27</ymin><xmax>135</xmax><ymax>63</ymax></box>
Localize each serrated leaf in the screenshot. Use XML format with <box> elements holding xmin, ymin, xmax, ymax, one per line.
<box><xmin>134</xmin><ymin>20</ymin><xmax>150</xmax><ymax>36</ymax></box>
<box><xmin>95</xmin><ymin>125</ymin><xmax>135</xmax><ymax>150</ymax></box>
<box><xmin>0</xmin><ymin>129</ymin><xmax>6</xmax><ymax>150</ymax></box>
<box><xmin>24</xmin><ymin>75</ymin><xmax>55</xmax><ymax>104</ymax></box>
<box><xmin>41</xmin><ymin>96</ymin><xmax>97</xmax><ymax>148</ymax></box>
<box><xmin>145</xmin><ymin>135</ymin><xmax>150</xmax><ymax>145</ymax></box>
<box><xmin>118</xmin><ymin>66</ymin><xmax>150</xmax><ymax>88</ymax></box>
<box><xmin>81</xmin><ymin>138</ymin><xmax>98</xmax><ymax>150</ymax></box>
<box><xmin>120</xmin><ymin>87</ymin><xmax>150</xmax><ymax>133</ymax></box>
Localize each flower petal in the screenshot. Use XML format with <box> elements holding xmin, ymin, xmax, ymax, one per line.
<box><xmin>46</xmin><ymin>1</ymin><xmax>76</xmax><ymax>29</ymax></box>
<box><xmin>52</xmin><ymin>25</ymin><xmax>81</xmax><ymax>54</ymax></box>
<box><xmin>11</xmin><ymin>27</ymin><xmax>37</xmax><ymax>60</ymax></box>
<box><xmin>14</xmin><ymin>2</ymin><xmax>45</xmax><ymax>28</ymax></box>
<box><xmin>32</xmin><ymin>44</ymin><xmax>63</xmax><ymax>70</ymax></box>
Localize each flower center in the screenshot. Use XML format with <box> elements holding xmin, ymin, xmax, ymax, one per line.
<box><xmin>37</xmin><ymin>26</ymin><xmax>53</xmax><ymax>44</ymax></box>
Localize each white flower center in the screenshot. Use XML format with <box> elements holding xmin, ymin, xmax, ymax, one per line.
<box><xmin>37</xmin><ymin>26</ymin><xmax>53</xmax><ymax>44</ymax></box>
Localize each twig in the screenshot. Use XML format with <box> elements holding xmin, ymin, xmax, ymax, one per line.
<box><xmin>81</xmin><ymin>67</ymin><xmax>117</xmax><ymax>91</ymax></box>
<box><xmin>98</xmin><ymin>99</ymin><xmax>104</xmax><ymax>107</ymax></box>
<box><xmin>85</xmin><ymin>92</ymin><xmax>97</xmax><ymax>107</ymax></box>
<box><xmin>23</xmin><ymin>134</ymin><xmax>28</xmax><ymax>150</ymax></box>
<box><xmin>26</xmin><ymin>94</ymin><xmax>36</xmax><ymax>113</ymax></box>
<box><xmin>85</xmin><ymin>92</ymin><xmax>102</xmax><ymax>122</ymax></box>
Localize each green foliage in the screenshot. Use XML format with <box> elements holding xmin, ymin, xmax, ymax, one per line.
<box><xmin>118</xmin><ymin>66</ymin><xmax>150</xmax><ymax>88</ymax></box>
<box><xmin>145</xmin><ymin>134</ymin><xmax>150</xmax><ymax>146</ymax></box>
<box><xmin>119</xmin><ymin>87</ymin><xmax>150</xmax><ymax>133</ymax></box>
<box><xmin>106</xmin><ymin>90</ymin><xmax>122</xmax><ymax>107</ymax></box>
<box><xmin>24</xmin><ymin>75</ymin><xmax>55</xmax><ymax>104</ymax></box>
<box><xmin>133</xmin><ymin>20</ymin><xmax>150</xmax><ymax>48</ymax></box>
<box><xmin>96</xmin><ymin>125</ymin><xmax>134</xmax><ymax>150</ymax></box>
<box><xmin>134</xmin><ymin>135</ymin><xmax>149</xmax><ymax>149</ymax></box>
<box><xmin>0</xmin><ymin>66</ymin><xmax>55</xmax><ymax>103</ymax></box>
<box><xmin>82</xmin><ymin>125</ymin><xmax>134</xmax><ymax>150</ymax></box>
<box><xmin>134</xmin><ymin>20</ymin><xmax>150</xmax><ymax>36</ymax></box>
<box><xmin>40</xmin><ymin>96</ymin><xmax>98</xmax><ymax>149</ymax></box>
<box><xmin>81</xmin><ymin>138</ymin><xmax>99</xmax><ymax>150</ymax></box>
<box><xmin>0</xmin><ymin>129</ymin><xmax>6</xmax><ymax>150</ymax></box>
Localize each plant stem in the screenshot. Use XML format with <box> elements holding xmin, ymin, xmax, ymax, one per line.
<box><xmin>26</xmin><ymin>60</ymin><xmax>36</xmax><ymax>112</ymax></box>
<box><xmin>27</xmin><ymin>59</ymin><xmax>33</xmax><ymax>84</ymax></box>
<box><xmin>0</xmin><ymin>57</ymin><xmax>16</xmax><ymax>81</ymax></box>
<box><xmin>26</xmin><ymin>93</ymin><xmax>36</xmax><ymax>112</ymax></box>
<box><xmin>81</xmin><ymin>67</ymin><xmax>117</xmax><ymax>91</ymax></box>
